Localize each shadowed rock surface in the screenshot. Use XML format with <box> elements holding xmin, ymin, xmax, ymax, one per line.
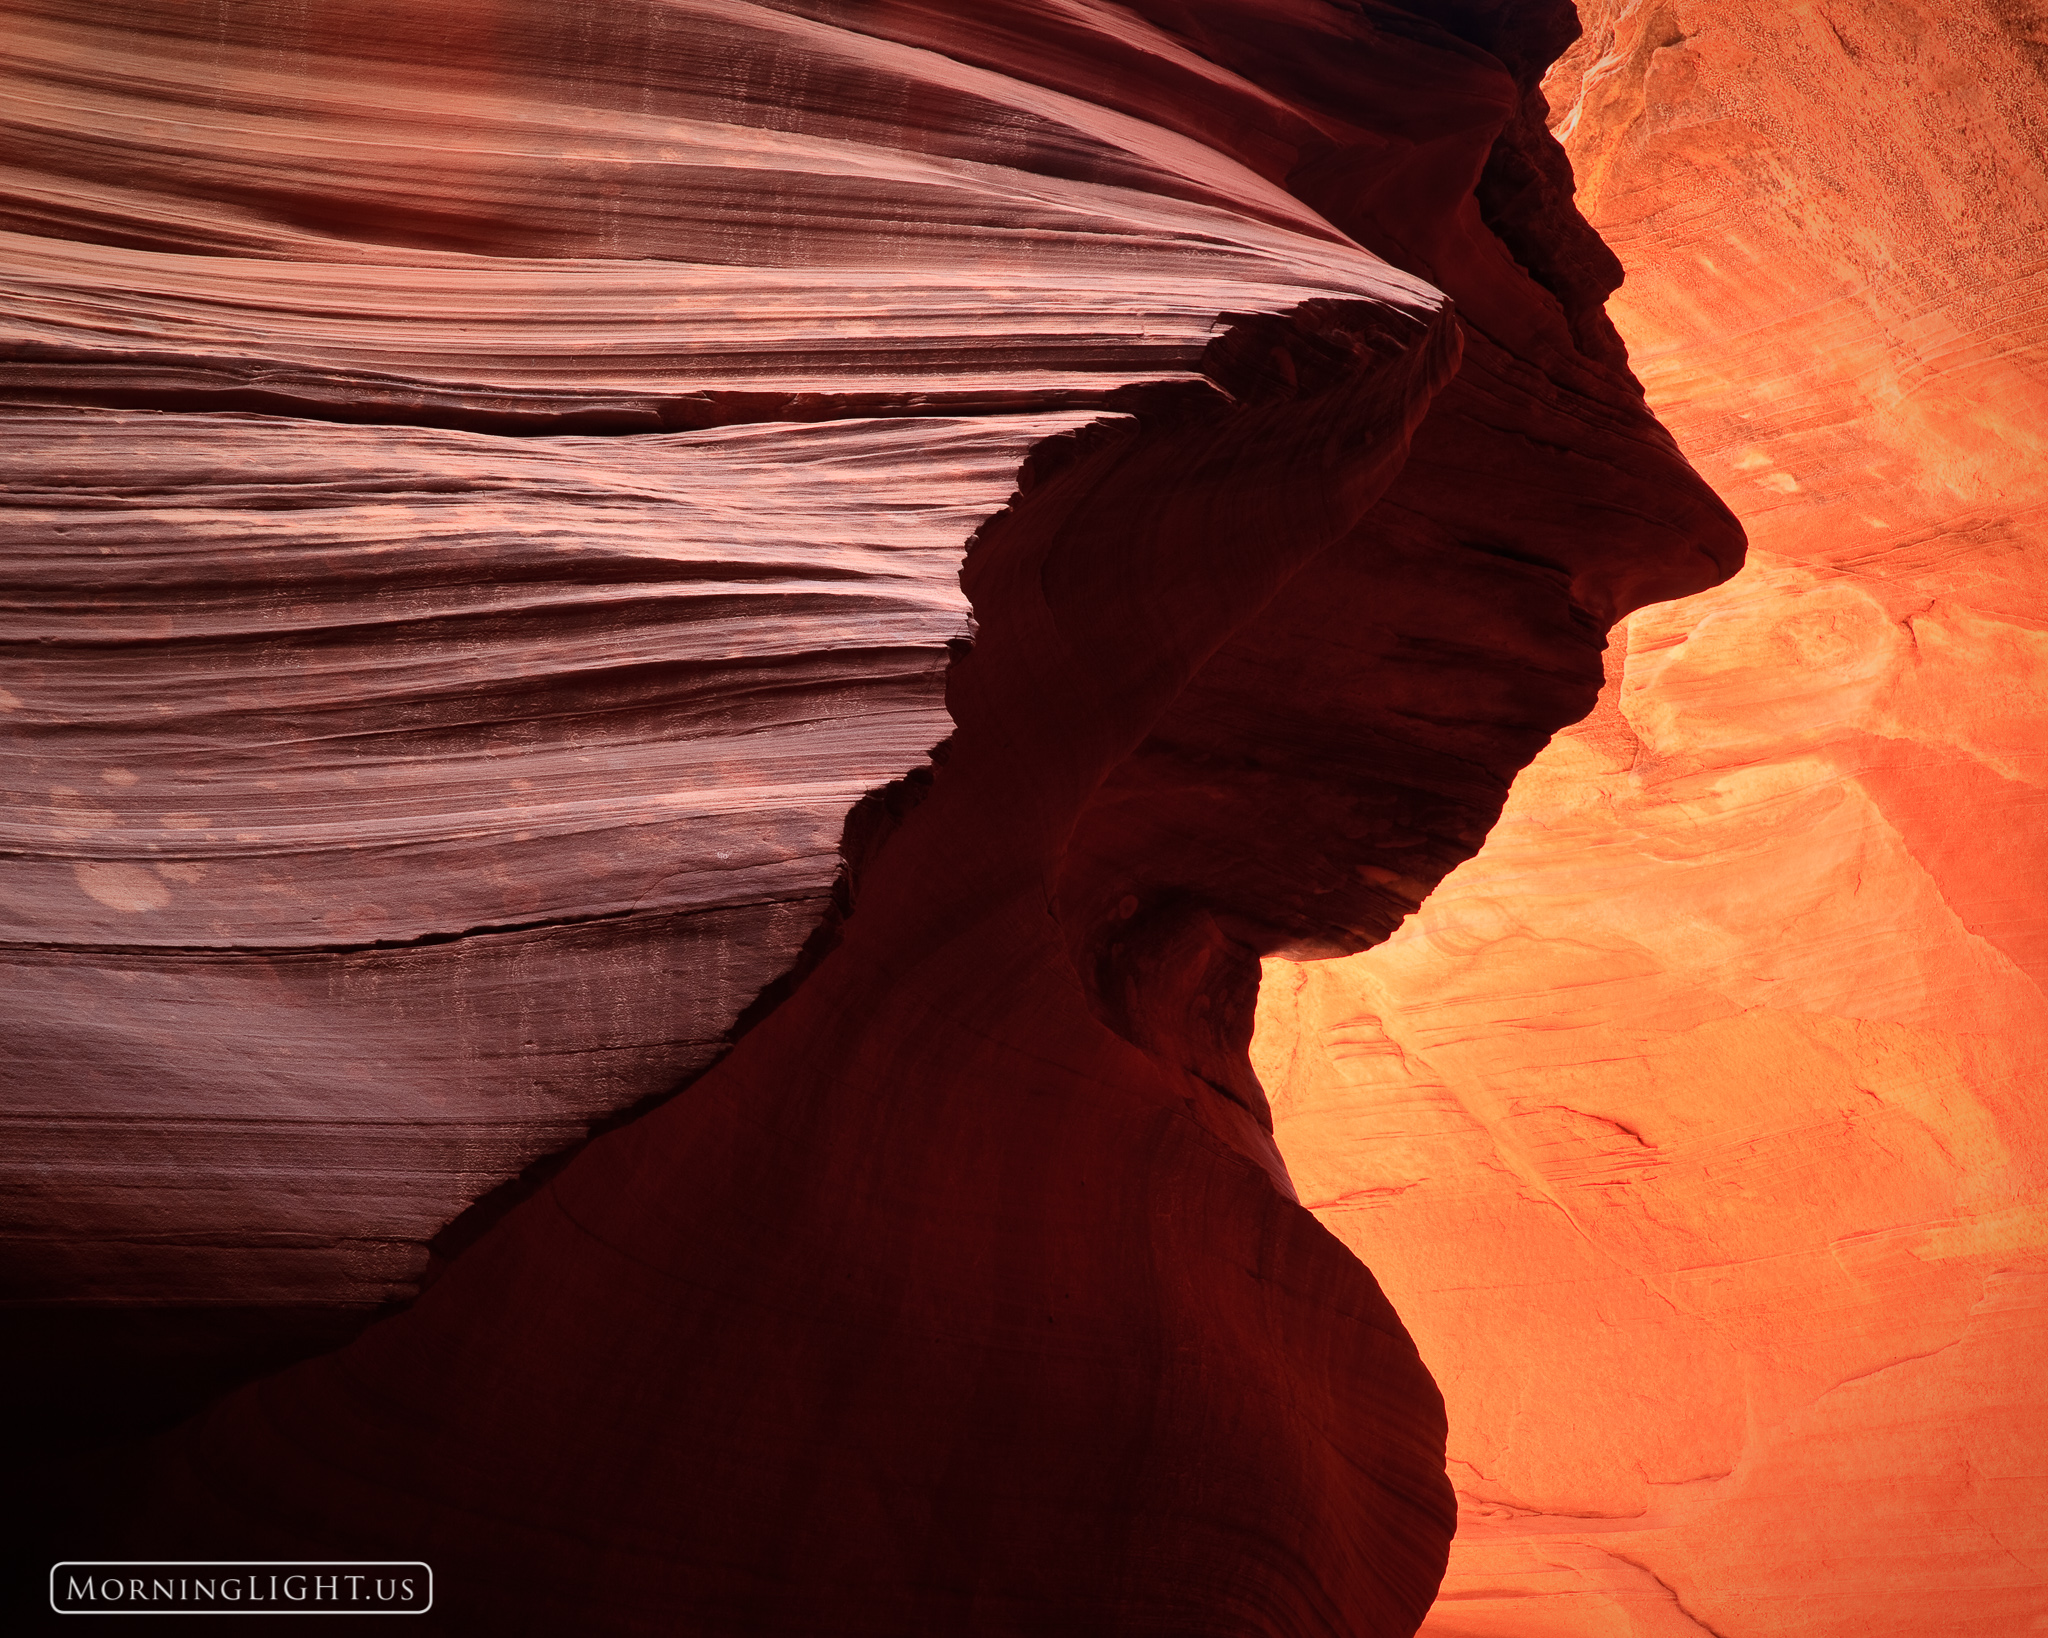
<box><xmin>7</xmin><ymin>2</ymin><xmax>1740</xmax><ymax>1631</ymax></box>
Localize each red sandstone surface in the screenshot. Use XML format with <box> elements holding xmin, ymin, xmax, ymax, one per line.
<box><xmin>22</xmin><ymin>0</ymin><xmax>2032</xmax><ymax>1633</ymax></box>
<box><xmin>8</xmin><ymin>0</ymin><xmax>1740</xmax><ymax>1629</ymax></box>
<box><xmin>1255</xmin><ymin>1</ymin><xmax>2048</xmax><ymax>1633</ymax></box>
<box><xmin>6</xmin><ymin>6</ymin><xmax>1734</xmax><ymax>1628</ymax></box>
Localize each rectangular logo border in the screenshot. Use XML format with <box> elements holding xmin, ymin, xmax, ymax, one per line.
<box><xmin>50</xmin><ymin>1562</ymin><xmax>433</xmax><ymax>1616</ymax></box>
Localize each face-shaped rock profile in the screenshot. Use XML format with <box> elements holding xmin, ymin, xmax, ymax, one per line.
<box><xmin>7</xmin><ymin>2</ymin><xmax>1740</xmax><ymax>1632</ymax></box>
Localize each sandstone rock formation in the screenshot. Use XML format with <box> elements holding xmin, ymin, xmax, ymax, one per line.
<box><xmin>1256</xmin><ymin>1</ymin><xmax>2048</xmax><ymax>1632</ymax></box>
<box><xmin>7</xmin><ymin>1</ymin><xmax>1745</xmax><ymax>1631</ymax></box>
<box><xmin>1</xmin><ymin>0</ymin><xmax>1445</xmax><ymax>1410</ymax></box>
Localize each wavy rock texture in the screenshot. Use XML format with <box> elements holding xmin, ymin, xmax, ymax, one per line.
<box><xmin>1257</xmin><ymin>1</ymin><xmax>2048</xmax><ymax>1633</ymax></box>
<box><xmin>6</xmin><ymin>1</ymin><xmax>1744</xmax><ymax>1632</ymax></box>
<box><xmin>2</xmin><ymin>0</ymin><xmax>1435</xmax><ymax>1332</ymax></box>
<box><xmin>1</xmin><ymin>0</ymin><xmax>1433</xmax><ymax>1373</ymax></box>
<box><xmin>2</xmin><ymin>409</ymin><xmax>1091</xmax><ymax>1311</ymax></box>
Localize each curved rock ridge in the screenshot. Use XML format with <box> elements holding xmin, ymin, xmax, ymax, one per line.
<box><xmin>10</xmin><ymin>1</ymin><xmax>1744</xmax><ymax>1632</ymax></box>
<box><xmin>5</xmin><ymin>0</ymin><xmax>1445</xmax><ymax>1330</ymax></box>
<box><xmin>1</xmin><ymin>0</ymin><xmax>1733</xmax><ymax>1364</ymax></box>
<box><xmin>1257</xmin><ymin>1</ymin><xmax>2048</xmax><ymax>1633</ymax></box>
<box><xmin>3</xmin><ymin>0</ymin><xmax>1439</xmax><ymax>430</ymax></box>
<box><xmin>1</xmin><ymin>405</ymin><xmax>1099</xmax><ymax>1311</ymax></box>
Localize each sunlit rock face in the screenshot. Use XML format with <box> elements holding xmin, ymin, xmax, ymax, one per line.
<box><xmin>1259</xmin><ymin>1</ymin><xmax>2048</xmax><ymax>1632</ymax></box>
<box><xmin>9</xmin><ymin>0</ymin><xmax>1745</xmax><ymax>1630</ymax></box>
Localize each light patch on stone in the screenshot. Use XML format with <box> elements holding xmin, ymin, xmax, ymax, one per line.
<box><xmin>48</xmin><ymin>788</ymin><xmax>118</xmax><ymax>832</ymax></box>
<box><xmin>74</xmin><ymin>861</ymin><xmax>172</xmax><ymax>912</ymax></box>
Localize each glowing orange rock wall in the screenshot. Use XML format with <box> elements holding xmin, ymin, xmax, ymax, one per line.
<box><xmin>1257</xmin><ymin>1</ymin><xmax>2048</xmax><ymax>1631</ymax></box>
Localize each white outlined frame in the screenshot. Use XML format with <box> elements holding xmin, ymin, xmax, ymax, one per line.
<box><xmin>50</xmin><ymin>1563</ymin><xmax>433</xmax><ymax>1616</ymax></box>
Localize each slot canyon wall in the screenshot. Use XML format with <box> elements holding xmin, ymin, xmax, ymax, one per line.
<box><xmin>5</xmin><ymin>2</ymin><xmax>1741</xmax><ymax>1629</ymax></box>
<box><xmin>1254</xmin><ymin>0</ymin><xmax>2048</xmax><ymax>1633</ymax></box>
<box><xmin>1</xmin><ymin>1</ymin><xmax>2037</xmax><ymax>1635</ymax></box>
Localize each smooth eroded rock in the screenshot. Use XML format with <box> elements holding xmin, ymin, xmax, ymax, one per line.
<box><xmin>1258</xmin><ymin>2</ymin><xmax>2048</xmax><ymax>1632</ymax></box>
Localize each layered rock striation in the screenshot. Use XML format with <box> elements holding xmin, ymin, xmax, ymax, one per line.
<box><xmin>9</xmin><ymin>2</ymin><xmax>1741</xmax><ymax>1631</ymax></box>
